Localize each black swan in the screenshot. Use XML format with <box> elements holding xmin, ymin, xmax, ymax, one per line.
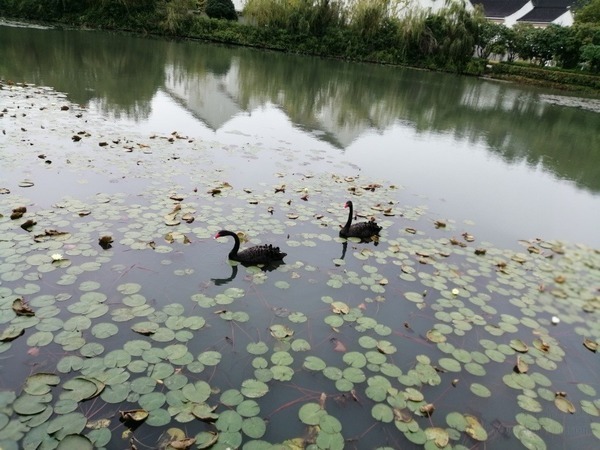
<box><xmin>339</xmin><ymin>200</ymin><xmax>382</xmax><ymax>239</ymax></box>
<box><xmin>214</xmin><ymin>230</ymin><xmax>287</xmax><ymax>265</ymax></box>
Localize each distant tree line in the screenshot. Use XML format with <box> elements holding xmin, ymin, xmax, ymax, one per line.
<box><xmin>1</xmin><ymin>0</ymin><xmax>599</xmax><ymax>74</ymax></box>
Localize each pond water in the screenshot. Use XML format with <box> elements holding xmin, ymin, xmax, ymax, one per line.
<box><xmin>0</xmin><ymin>22</ymin><xmax>599</xmax><ymax>450</ymax></box>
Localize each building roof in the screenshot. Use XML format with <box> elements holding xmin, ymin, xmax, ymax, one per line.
<box><xmin>471</xmin><ymin>0</ymin><xmax>529</xmax><ymax>18</ymax></box>
<box><xmin>518</xmin><ymin>7</ymin><xmax>568</xmax><ymax>23</ymax></box>
<box><xmin>517</xmin><ymin>0</ymin><xmax>573</xmax><ymax>23</ymax></box>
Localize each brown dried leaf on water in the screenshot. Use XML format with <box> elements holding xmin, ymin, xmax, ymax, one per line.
<box><xmin>78</xmin><ymin>210</ymin><xmax>91</xmax><ymax>217</ymax></box>
<box><xmin>0</xmin><ymin>326</ymin><xmax>24</xmax><ymax>342</ymax></box>
<box><xmin>274</xmin><ymin>184</ymin><xmax>286</xmax><ymax>193</ymax></box>
<box><xmin>405</xmin><ymin>227</ymin><xmax>417</xmax><ymax>234</ymax></box>
<box><xmin>434</xmin><ymin>220</ymin><xmax>446</xmax><ymax>229</ymax></box>
<box><xmin>465</xmin><ymin>415</ymin><xmax>488</xmax><ymax>441</ymax></box>
<box><xmin>383</xmin><ymin>208</ymin><xmax>395</xmax><ymax>216</ymax></box>
<box><xmin>71</xmin><ymin>135</ymin><xmax>81</xmax><ymax>142</ymax></box>
<box><xmin>554</xmin><ymin>275</ymin><xmax>566</xmax><ymax>284</ymax></box>
<box><xmin>554</xmin><ymin>394</ymin><xmax>576</xmax><ymax>414</ymax></box>
<box><xmin>20</xmin><ymin>219</ymin><xmax>36</xmax><ymax>231</ymax></box>
<box><xmin>169</xmin><ymin>438</ymin><xmax>196</xmax><ymax>449</ymax></box>
<box><xmin>99</xmin><ymin>235</ymin><xmax>113</xmax><ymax>249</ymax></box>
<box><xmin>169</xmin><ymin>194</ymin><xmax>184</xmax><ymax>201</ymax></box>
<box><xmin>425</xmin><ymin>427</ymin><xmax>448</xmax><ymax>448</ymax></box>
<box><xmin>287</xmin><ymin>213</ymin><xmax>299</xmax><ymax>220</ymax></box>
<box><xmin>300</xmin><ymin>193</ymin><xmax>309</xmax><ymax>201</ymax></box>
<box><xmin>394</xmin><ymin>408</ymin><xmax>413</xmax><ymax>423</ymax></box>
<box><xmin>331</xmin><ymin>338</ymin><xmax>347</xmax><ymax>352</ymax></box>
<box><xmin>10</xmin><ymin>206</ymin><xmax>26</xmax><ymax>220</ymax></box>
<box><xmin>119</xmin><ymin>409</ymin><xmax>149</xmax><ymax>423</ymax></box>
<box><xmin>12</xmin><ymin>298</ymin><xmax>35</xmax><ymax>317</ymax></box>
<box><xmin>267</xmin><ymin>206</ymin><xmax>274</xmax><ymax>215</ymax></box>
<box><xmin>462</xmin><ymin>232</ymin><xmax>475</xmax><ymax>242</ymax></box>
<box><xmin>451</xmin><ymin>379</ymin><xmax>459</xmax><ymax>387</ymax></box>
<box><xmin>583</xmin><ymin>338</ymin><xmax>598</xmax><ymax>352</ymax></box>
<box><xmin>533</xmin><ymin>338</ymin><xmax>550</xmax><ymax>353</ymax></box>
<box><xmin>515</xmin><ymin>355</ymin><xmax>528</xmax><ymax>374</ymax></box>
<box><xmin>319</xmin><ymin>392</ymin><xmax>327</xmax><ymax>409</ymax></box>
<box><xmin>419</xmin><ymin>403</ymin><xmax>435</xmax><ymax>417</ymax></box>
<box><xmin>182</xmin><ymin>213</ymin><xmax>194</xmax><ymax>224</ymax></box>
<box><xmin>474</xmin><ymin>248</ymin><xmax>487</xmax><ymax>256</ymax></box>
<box><xmin>362</xmin><ymin>183</ymin><xmax>381</xmax><ymax>191</ymax></box>
<box><xmin>450</xmin><ymin>237</ymin><xmax>467</xmax><ymax>247</ymax></box>
<box><xmin>208</xmin><ymin>188</ymin><xmax>221</xmax><ymax>196</ymax></box>
<box><xmin>86</xmin><ymin>418</ymin><xmax>111</xmax><ymax>430</ymax></box>
<box><xmin>33</xmin><ymin>229</ymin><xmax>69</xmax><ymax>242</ymax></box>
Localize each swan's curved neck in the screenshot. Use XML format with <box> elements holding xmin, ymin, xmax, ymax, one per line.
<box><xmin>227</xmin><ymin>232</ymin><xmax>241</xmax><ymax>257</ymax></box>
<box><xmin>344</xmin><ymin>203</ymin><xmax>353</xmax><ymax>229</ymax></box>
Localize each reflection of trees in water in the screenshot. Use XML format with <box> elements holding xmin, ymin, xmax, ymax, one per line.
<box><xmin>2</xmin><ymin>25</ymin><xmax>598</xmax><ymax>192</ymax></box>
<box><xmin>231</xmin><ymin>49</ymin><xmax>600</xmax><ymax>192</ymax></box>
<box><xmin>0</xmin><ymin>26</ymin><xmax>164</xmax><ymax>120</ymax></box>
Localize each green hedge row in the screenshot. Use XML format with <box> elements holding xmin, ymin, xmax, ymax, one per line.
<box><xmin>489</xmin><ymin>63</ymin><xmax>600</xmax><ymax>90</ymax></box>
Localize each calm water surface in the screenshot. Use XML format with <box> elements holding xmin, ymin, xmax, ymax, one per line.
<box><xmin>1</xmin><ymin>22</ymin><xmax>600</xmax><ymax>450</ymax></box>
<box><xmin>1</xmin><ymin>22</ymin><xmax>599</xmax><ymax>248</ymax></box>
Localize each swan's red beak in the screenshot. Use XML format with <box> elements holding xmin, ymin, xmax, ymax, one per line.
<box><xmin>214</xmin><ymin>232</ymin><xmax>221</xmax><ymax>239</ymax></box>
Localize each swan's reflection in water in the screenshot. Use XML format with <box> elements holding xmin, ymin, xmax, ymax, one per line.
<box><xmin>211</xmin><ymin>260</ymin><xmax>286</xmax><ymax>286</ymax></box>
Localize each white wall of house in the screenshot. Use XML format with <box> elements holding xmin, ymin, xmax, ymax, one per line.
<box><xmin>553</xmin><ymin>10</ymin><xmax>574</xmax><ymax>26</ymax></box>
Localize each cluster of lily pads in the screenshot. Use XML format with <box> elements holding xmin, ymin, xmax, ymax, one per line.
<box><xmin>1</xmin><ymin>81</ymin><xmax>599</xmax><ymax>450</ymax></box>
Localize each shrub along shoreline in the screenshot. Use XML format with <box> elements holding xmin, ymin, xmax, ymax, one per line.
<box><xmin>1</xmin><ymin>0</ymin><xmax>599</xmax><ymax>92</ymax></box>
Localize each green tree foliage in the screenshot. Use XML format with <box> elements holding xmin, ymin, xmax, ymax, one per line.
<box><xmin>581</xmin><ymin>43</ymin><xmax>600</xmax><ymax>71</ymax></box>
<box><xmin>474</xmin><ymin>18</ymin><xmax>506</xmax><ymax>59</ymax></box>
<box><xmin>575</xmin><ymin>0</ymin><xmax>600</xmax><ymax>24</ymax></box>
<box><xmin>205</xmin><ymin>0</ymin><xmax>237</xmax><ymax>21</ymax></box>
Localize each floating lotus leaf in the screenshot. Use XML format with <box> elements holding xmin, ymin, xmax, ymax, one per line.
<box><xmin>465</xmin><ymin>414</ymin><xmax>487</xmax><ymax>441</ymax></box>
<box><xmin>242</xmin><ymin>417</ymin><xmax>267</xmax><ymax>439</ymax></box>
<box><xmin>216</xmin><ymin>410</ymin><xmax>243</xmax><ymax>433</ymax></box>
<box><xmin>513</xmin><ymin>425</ymin><xmax>546</xmax><ymax>449</ymax></box>
<box><xmin>191</xmin><ymin>403</ymin><xmax>218</xmax><ymax>421</ymax></box>
<box><xmin>241</xmin><ymin>379</ymin><xmax>269</xmax><ymax>399</ymax></box>
<box><xmin>269</xmin><ymin>324</ymin><xmax>293</xmax><ymax>339</ymax></box>
<box><xmin>298</xmin><ymin>403</ymin><xmax>326</xmax><ymax>425</ymax></box>
<box><xmin>577</xmin><ymin>383</ymin><xmax>597</xmax><ymax>397</ymax></box>
<box><xmin>63</xmin><ymin>376</ymin><xmax>104</xmax><ymax>401</ymax></box>
<box><xmin>424</xmin><ymin>427</ymin><xmax>449</xmax><ymax>448</ymax></box>
<box><xmin>13</xmin><ymin>393</ymin><xmax>51</xmax><ymax>415</ymax></box>
<box><xmin>55</xmin><ymin>434</ymin><xmax>93</xmax><ymax>450</ymax></box>
<box><xmin>291</xmin><ymin>339</ymin><xmax>311</xmax><ymax>351</ymax></box>
<box><xmin>303</xmin><ymin>356</ymin><xmax>326</xmax><ymax>371</ymax></box>
<box><xmin>372</xmin><ymin>404</ymin><xmax>394</xmax><ymax>423</ymax></box>
<box><xmin>470</xmin><ymin>383</ymin><xmax>491</xmax><ymax>398</ymax></box>
<box><xmin>237</xmin><ymin>399</ymin><xmax>260</xmax><ymax>418</ymax></box>
<box><xmin>343</xmin><ymin>352</ymin><xmax>367</xmax><ymax>368</ymax></box>
<box><xmin>426</xmin><ymin>329</ymin><xmax>446</xmax><ymax>343</ymax></box>
<box><xmin>194</xmin><ymin>431</ymin><xmax>218</xmax><ymax>449</ymax></box>
<box><xmin>23</xmin><ymin>373</ymin><xmax>60</xmax><ymax>395</ymax></box>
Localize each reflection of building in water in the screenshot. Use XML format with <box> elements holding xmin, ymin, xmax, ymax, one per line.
<box><xmin>162</xmin><ymin>60</ymin><xmax>379</xmax><ymax>148</ymax></box>
<box><xmin>163</xmin><ymin>63</ymin><xmax>243</xmax><ymax>131</ymax></box>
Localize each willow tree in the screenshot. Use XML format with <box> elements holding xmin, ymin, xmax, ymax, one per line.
<box><xmin>427</xmin><ymin>0</ymin><xmax>480</xmax><ymax>71</ymax></box>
